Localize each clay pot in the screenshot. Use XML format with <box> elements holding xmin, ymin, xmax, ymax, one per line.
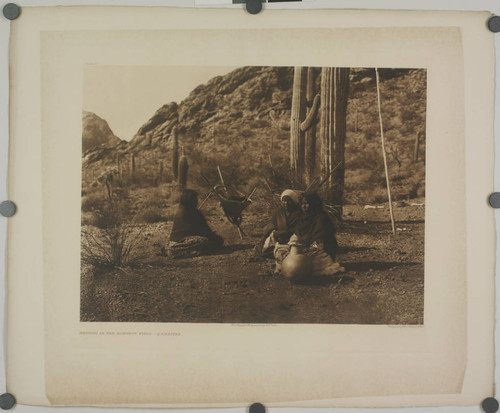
<box><xmin>282</xmin><ymin>246</ymin><xmax>313</xmax><ymax>282</ymax></box>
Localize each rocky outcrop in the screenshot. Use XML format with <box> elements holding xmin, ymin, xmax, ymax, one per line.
<box><xmin>82</xmin><ymin>111</ymin><xmax>122</xmax><ymax>152</ymax></box>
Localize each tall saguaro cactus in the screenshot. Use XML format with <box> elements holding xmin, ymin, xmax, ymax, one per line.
<box><xmin>116</xmin><ymin>153</ymin><xmax>123</xmax><ymax>181</ymax></box>
<box><xmin>290</xmin><ymin>67</ymin><xmax>308</xmax><ymax>181</ymax></box>
<box><xmin>178</xmin><ymin>154</ymin><xmax>189</xmax><ymax>189</ymax></box>
<box><xmin>130</xmin><ymin>153</ymin><xmax>136</xmax><ymax>181</ymax></box>
<box><xmin>171</xmin><ymin>126</ymin><xmax>179</xmax><ymax>181</ymax></box>
<box><xmin>304</xmin><ymin>67</ymin><xmax>320</xmax><ymax>187</ymax></box>
<box><xmin>320</xmin><ymin>67</ymin><xmax>350</xmax><ymax>216</ymax></box>
<box><xmin>290</xmin><ymin>67</ymin><xmax>321</xmax><ymax>186</ymax></box>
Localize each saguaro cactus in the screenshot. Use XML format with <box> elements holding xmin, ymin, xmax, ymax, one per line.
<box><xmin>178</xmin><ymin>154</ymin><xmax>189</xmax><ymax>188</ymax></box>
<box><xmin>130</xmin><ymin>153</ymin><xmax>136</xmax><ymax>180</ymax></box>
<box><xmin>290</xmin><ymin>67</ymin><xmax>308</xmax><ymax>181</ymax></box>
<box><xmin>290</xmin><ymin>67</ymin><xmax>320</xmax><ymax>186</ymax></box>
<box><xmin>105</xmin><ymin>176</ymin><xmax>113</xmax><ymax>201</ymax></box>
<box><xmin>116</xmin><ymin>153</ymin><xmax>123</xmax><ymax>181</ymax></box>
<box><xmin>320</xmin><ymin>67</ymin><xmax>350</xmax><ymax>217</ymax></box>
<box><xmin>171</xmin><ymin>127</ymin><xmax>179</xmax><ymax>181</ymax></box>
<box><xmin>303</xmin><ymin>67</ymin><xmax>320</xmax><ymax>187</ymax></box>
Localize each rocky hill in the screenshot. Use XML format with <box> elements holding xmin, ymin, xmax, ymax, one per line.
<box><xmin>82</xmin><ymin>111</ymin><xmax>123</xmax><ymax>152</ymax></box>
<box><xmin>82</xmin><ymin>66</ymin><xmax>426</xmax><ymax>206</ymax></box>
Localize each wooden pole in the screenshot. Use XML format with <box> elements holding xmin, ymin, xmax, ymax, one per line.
<box><xmin>375</xmin><ymin>68</ymin><xmax>396</xmax><ymax>235</ymax></box>
<box><xmin>236</xmin><ymin>225</ymin><xmax>244</xmax><ymax>240</ymax></box>
<box><xmin>217</xmin><ymin>165</ymin><xmax>228</xmax><ymax>197</ymax></box>
<box><xmin>413</xmin><ymin>131</ymin><xmax>420</xmax><ymax>162</ymax></box>
<box><xmin>198</xmin><ymin>191</ymin><xmax>213</xmax><ymax>210</ymax></box>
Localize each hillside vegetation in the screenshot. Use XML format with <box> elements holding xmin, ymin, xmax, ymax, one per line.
<box><xmin>82</xmin><ymin>66</ymin><xmax>426</xmax><ymax>224</ymax></box>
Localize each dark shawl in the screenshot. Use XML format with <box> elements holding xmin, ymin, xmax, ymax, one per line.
<box><xmin>255</xmin><ymin>204</ymin><xmax>301</xmax><ymax>255</ymax></box>
<box><xmin>295</xmin><ymin>193</ymin><xmax>338</xmax><ymax>260</ymax></box>
<box><xmin>170</xmin><ymin>189</ymin><xmax>217</xmax><ymax>242</ymax></box>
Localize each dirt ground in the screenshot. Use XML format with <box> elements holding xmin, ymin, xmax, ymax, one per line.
<box><xmin>81</xmin><ymin>198</ymin><xmax>424</xmax><ymax>324</ymax></box>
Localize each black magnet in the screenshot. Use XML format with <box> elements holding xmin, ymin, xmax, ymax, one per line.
<box><xmin>482</xmin><ymin>397</ymin><xmax>500</xmax><ymax>413</ymax></box>
<box><xmin>487</xmin><ymin>16</ymin><xmax>500</xmax><ymax>33</ymax></box>
<box><xmin>488</xmin><ymin>193</ymin><xmax>500</xmax><ymax>208</ymax></box>
<box><xmin>246</xmin><ymin>0</ymin><xmax>263</xmax><ymax>15</ymax></box>
<box><xmin>0</xmin><ymin>201</ymin><xmax>16</xmax><ymax>217</ymax></box>
<box><xmin>249</xmin><ymin>402</ymin><xmax>266</xmax><ymax>413</ymax></box>
<box><xmin>2</xmin><ymin>4</ymin><xmax>20</xmax><ymax>21</ymax></box>
<box><xmin>0</xmin><ymin>394</ymin><xmax>16</xmax><ymax>410</ymax></box>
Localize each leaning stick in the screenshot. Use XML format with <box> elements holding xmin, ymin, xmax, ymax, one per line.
<box><xmin>305</xmin><ymin>161</ymin><xmax>343</xmax><ymax>194</ymax></box>
<box><xmin>200</xmin><ymin>172</ymin><xmax>214</xmax><ymax>188</ymax></box>
<box><xmin>413</xmin><ymin>131</ymin><xmax>421</xmax><ymax>162</ymax></box>
<box><xmin>217</xmin><ymin>165</ymin><xmax>228</xmax><ymax>197</ymax></box>
<box><xmin>246</xmin><ymin>187</ymin><xmax>257</xmax><ymax>202</ymax></box>
<box><xmin>375</xmin><ymin>68</ymin><xmax>396</xmax><ymax>235</ymax></box>
<box><xmin>267</xmin><ymin>154</ymin><xmax>278</xmax><ymax>186</ymax></box>
<box><xmin>236</xmin><ymin>225</ymin><xmax>244</xmax><ymax>240</ymax></box>
<box><xmin>198</xmin><ymin>191</ymin><xmax>213</xmax><ymax>210</ymax></box>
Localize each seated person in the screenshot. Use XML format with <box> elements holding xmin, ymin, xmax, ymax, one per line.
<box><xmin>168</xmin><ymin>189</ymin><xmax>223</xmax><ymax>258</ymax></box>
<box><xmin>274</xmin><ymin>192</ymin><xmax>344</xmax><ymax>275</ymax></box>
<box><xmin>255</xmin><ymin>189</ymin><xmax>301</xmax><ymax>258</ymax></box>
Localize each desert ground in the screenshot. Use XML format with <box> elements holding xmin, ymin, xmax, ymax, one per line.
<box><xmin>81</xmin><ymin>192</ymin><xmax>424</xmax><ymax>324</ymax></box>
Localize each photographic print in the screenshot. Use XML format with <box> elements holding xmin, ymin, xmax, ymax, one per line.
<box><xmin>10</xmin><ymin>7</ymin><xmax>493</xmax><ymax>405</ymax></box>
<box><xmin>80</xmin><ymin>65</ymin><xmax>426</xmax><ymax>324</ymax></box>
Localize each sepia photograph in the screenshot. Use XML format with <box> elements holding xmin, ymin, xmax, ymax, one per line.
<box><xmin>80</xmin><ymin>65</ymin><xmax>426</xmax><ymax>324</ymax></box>
<box><xmin>8</xmin><ymin>6</ymin><xmax>494</xmax><ymax>405</ymax></box>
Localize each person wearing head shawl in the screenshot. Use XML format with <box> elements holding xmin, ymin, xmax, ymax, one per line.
<box><xmin>168</xmin><ymin>189</ymin><xmax>224</xmax><ymax>259</ymax></box>
<box><xmin>254</xmin><ymin>189</ymin><xmax>302</xmax><ymax>258</ymax></box>
<box><xmin>276</xmin><ymin>192</ymin><xmax>344</xmax><ymax>276</ymax></box>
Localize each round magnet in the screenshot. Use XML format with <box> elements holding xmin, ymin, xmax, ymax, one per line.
<box><xmin>0</xmin><ymin>201</ymin><xmax>17</xmax><ymax>217</ymax></box>
<box><xmin>487</xmin><ymin>16</ymin><xmax>500</xmax><ymax>32</ymax></box>
<box><xmin>488</xmin><ymin>193</ymin><xmax>500</xmax><ymax>208</ymax></box>
<box><xmin>482</xmin><ymin>398</ymin><xmax>499</xmax><ymax>413</ymax></box>
<box><xmin>0</xmin><ymin>394</ymin><xmax>16</xmax><ymax>410</ymax></box>
<box><xmin>246</xmin><ymin>0</ymin><xmax>263</xmax><ymax>15</ymax></box>
<box><xmin>2</xmin><ymin>3</ymin><xmax>20</xmax><ymax>21</ymax></box>
<box><xmin>249</xmin><ymin>403</ymin><xmax>265</xmax><ymax>413</ymax></box>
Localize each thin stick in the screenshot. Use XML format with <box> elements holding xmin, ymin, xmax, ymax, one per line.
<box><xmin>267</xmin><ymin>154</ymin><xmax>278</xmax><ymax>185</ymax></box>
<box><xmin>217</xmin><ymin>165</ymin><xmax>228</xmax><ymax>197</ymax></box>
<box><xmin>305</xmin><ymin>161</ymin><xmax>342</xmax><ymax>193</ymax></box>
<box><xmin>236</xmin><ymin>226</ymin><xmax>244</xmax><ymax>240</ymax></box>
<box><xmin>200</xmin><ymin>172</ymin><xmax>214</xmax><ymax>188</ymax></box>
<box><xmin>246</xmin><ymin>187</ymin><xmax>257</xmax><ymax>201</ymax></box>
<box><xmin>375</xmin><ymin>68</ymin><xmax>396</xmax><ymax>235</ymax></box>
<box><xmin>413</xmin><ymin>131</ymin><xmax>421</xmax><ymax>162</ymax></box>
<box><xmin>262</xmin><ymin>176</ymin><xmax>274</xmax><ymax>193</ymax></box>
<box><xmin>198</xmin><ymin>191</ymin><xmax>213</xmax><ymax>210</ymax></box>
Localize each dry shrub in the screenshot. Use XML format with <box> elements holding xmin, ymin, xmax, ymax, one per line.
<box><xmin>134</xmin><ymin>206</ymin><xmax>166</xmax><ymax>224</ymax></box>
<box><xmin>81</xmin><ymin>190</ymin><xmax>143</xmax><ymax>270</ymax></box>
<box><xmin>82</xmin><ymin>192</ymin><xmax>106</xmax><ymax>213</ymax></box>
<box><xmin>81</xmin><ymin>224</ymin><xmax>143</xmax><ymax>269</ymax></box>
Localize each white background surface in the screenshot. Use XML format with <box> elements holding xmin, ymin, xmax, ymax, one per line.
<box><xmin>0</xmin><ymin>0</ymin><xmax>498</xmax><ymax>412</ymax></box>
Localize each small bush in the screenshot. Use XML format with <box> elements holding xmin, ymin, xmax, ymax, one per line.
<box><xmin>81</xmin><ymin>224</ymin><xmax>143</xmax><ymax>269</ymax></box>
<box><xmin>82</xmin><ymin>192</ymin><xmax>106</xmax><ymax>213</ymax></box>
<box><xmin>241</xmin><ymin>128</ymin><xmax>253</xmax><ymax>138</ymax></box>
<box><xmin>134</xmin><ymin>206</ymin><xmax>165</xmax><ymax>224</ymax></box>
<box><xmin>250</xmin><ymin>119</ymin><xmax>271</xmax><ymax>129</ymax></box>
<box><xmin>81</xmin><ymin>191</ymin><xmax>143</xmax><ymax>270</ymax></box>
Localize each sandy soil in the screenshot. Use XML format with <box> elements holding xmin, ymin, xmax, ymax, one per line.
<box><xmin>81</xmin><ymin>198</ymin><xmax>424</xmax><ymax>325</ymax></box>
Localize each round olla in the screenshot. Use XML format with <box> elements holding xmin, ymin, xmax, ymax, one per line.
<box><xmin>282</xmin><ymin>250</ymin><xmax>313</xmax><ymax>282</ymax></box>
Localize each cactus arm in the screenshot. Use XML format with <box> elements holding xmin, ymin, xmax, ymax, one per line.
<box><xmin>300</xmin><ymin>94</ymin><xmax>320</xmax><ymax>132</ymax></box>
